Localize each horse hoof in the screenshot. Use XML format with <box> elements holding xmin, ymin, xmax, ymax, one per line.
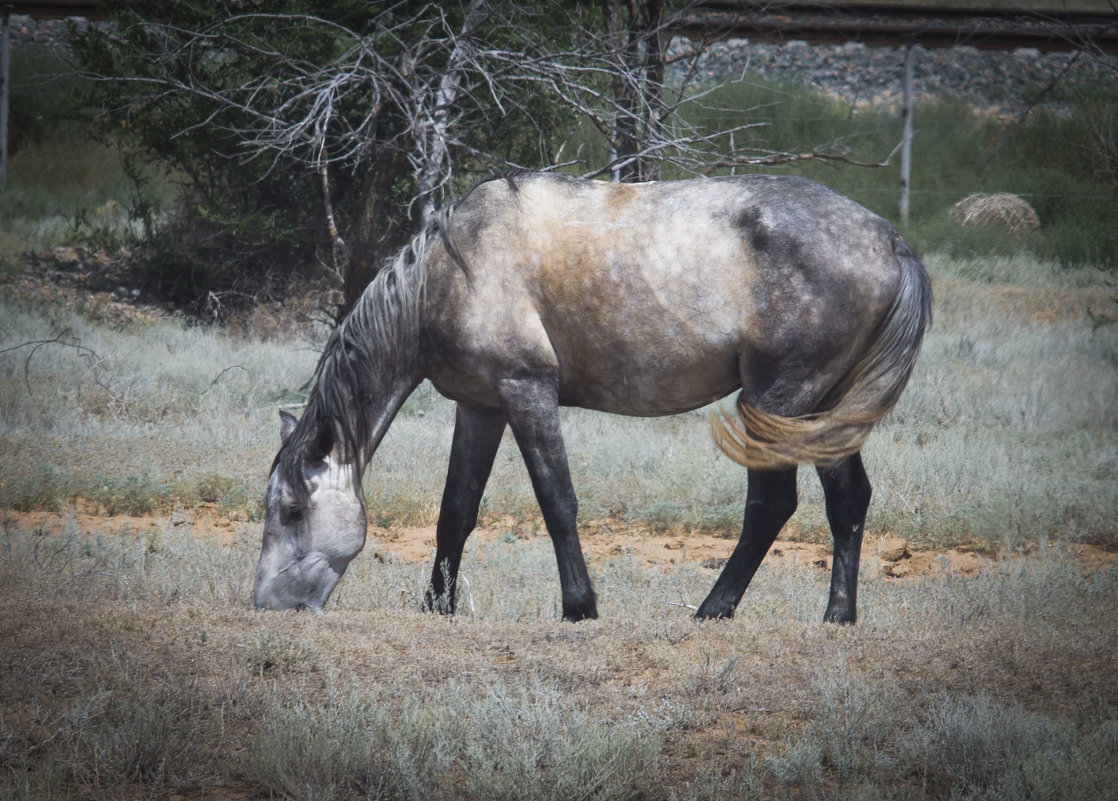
<box><xmin>694</xmin><ymin>603</ymin><xmax>735</xmax><ymax>621</ymax></box>
<box><xmin>561</xmin><ymin>603</ymin><xmax>598</xmax><ymax>622</ymax></box>
<box><xmin>422</xmin><ymin>591</ymin><xmax>455</xmax><ymax>615</ymax></box>
<box><xmin>823</xmin><ymin>607</ymin><xmax>857</xmax><ymax>625</ymax></box>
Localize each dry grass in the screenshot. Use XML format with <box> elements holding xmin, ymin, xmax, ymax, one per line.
<box><xmin>3</xmin><ymin>251</ymin><xmax>1116</xmax><ymax>550</ymax></box>
<box><xmin>1</xmin><ymin>515</ymin><xmax>1115</xmax><ymax>800</ymax></box>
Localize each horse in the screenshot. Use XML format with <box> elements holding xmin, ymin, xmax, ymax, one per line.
<box><xmin>252</xmin><ymin>172</ymin><xmax>932</xmax><ymax>623</ymax></box>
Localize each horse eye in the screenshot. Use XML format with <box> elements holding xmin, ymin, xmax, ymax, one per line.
<box><xmin>287</xmin><ymin>506</ymin><xmax>304</xmax><ymax>523</ymax></box>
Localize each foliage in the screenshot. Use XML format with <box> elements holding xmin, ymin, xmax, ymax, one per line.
<box><xmin>71</xmin><ymin>1</ymin><xmax>847</xmax><ymax>315</ymax></box>
<box><xmin>0</xmin><ymin>45</ymin><xmax>173</xmax><ymax>264</ymax></box>
<box><xmin>71</xmin><ymin>1</ymin><xmax>586</xmax><ymax>317</ymax></box>
<box><xmin>4</xmin><ymin>43</ymin><xmax>94</xmax><ymax>154</ymax></box>
<box><xmin>245</xmin><ymin>683</ymin><xmax>658</xmax><ymax>801</ymax></box>
<box><xmin>10</xmin><ymin>9</ymin><xmax>1116</xmax><ymax>309</ymax></box>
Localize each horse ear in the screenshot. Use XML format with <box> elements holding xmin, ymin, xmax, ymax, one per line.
<box><xmin>279</xmin><ymin>410</ymin><xmax>298</xmax><ymax>443</ymax></box>
<box><xmin>305</xmin><ymin>418</ymin><xmax>335</xmax><ymax>464</ymax></box>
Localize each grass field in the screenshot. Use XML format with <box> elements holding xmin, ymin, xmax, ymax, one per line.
<box><xmin>2</xmin><ymin>245</ymin><xmax>1116</xmax><ymax>799</ymax></box>
<box><xmin>2</xmin><ymin>29</ymin><xmax>1116</xmax><ymax>799</ymax></box>
<box><xmin>2</xmin><ymin>250</ymin><xmax>1115</xmax><ymax>548</ymax></box>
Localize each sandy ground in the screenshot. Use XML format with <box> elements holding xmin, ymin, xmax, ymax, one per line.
<box><xmin>10</xmin><ymin>507</ymin><xmax>1117</xmax><ymax>582</ymax></box>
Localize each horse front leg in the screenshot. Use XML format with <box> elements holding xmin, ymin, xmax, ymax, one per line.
<box><xmin>498</xmin><ymin>377</ymin><xmax>597</xmax><ymax>621</ymax></box>
<box><xmin>817</xmin><ymin>452</ymin><xmax>872</xmax><ymax>624</ymax></box>
<box><xmin>424</xmin><ymin>404</ymin><xmax>507</xmax><ymax>614</ymax></box>
<box><xmin>696</xmin><ymin>467</ymin><xmax>798</xmax><ymax>620</ymax></box>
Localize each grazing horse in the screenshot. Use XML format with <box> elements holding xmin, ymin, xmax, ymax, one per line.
<box><xmin>252</xmin><ymin>172</ymin><xmax>931</xmax><ymax>622</ymax></box>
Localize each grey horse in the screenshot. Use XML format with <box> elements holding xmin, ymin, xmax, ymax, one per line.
<box><xmin>253</xmin><ymin>172</ymin><xmax>932</xmax><ymax>622</ymax></box>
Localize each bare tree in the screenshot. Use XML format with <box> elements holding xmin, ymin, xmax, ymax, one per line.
<box><xmin>79</xmin><ymin>1</ymin><xmax>896</xmax><ymax>317</ymax></box>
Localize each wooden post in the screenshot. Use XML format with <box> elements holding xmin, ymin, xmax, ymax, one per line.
<box><xmin>1</xmin><ymin>5</ymin><xmax>11</xmax><ymax>191</ymax></box>
<box><xmin>899</xmin><ymin>39</ymin><xmax>916</xmax><ymax>225</ymax></box>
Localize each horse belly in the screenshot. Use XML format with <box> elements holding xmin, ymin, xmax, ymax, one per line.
<box><xmin>549</xmin><ymin>317</ymin><xmax>743</xmax><ymax>416</ymax></box>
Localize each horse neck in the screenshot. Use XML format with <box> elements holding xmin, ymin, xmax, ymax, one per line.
<box><xmin>353</xmin><ymin>374</ymin><xmax>420</xmax><ymax>472</ymax></box>
<box><xmin>322</xmin><ymin>249</ymin><xmax>427</xmax><ymax>471</ymax></box>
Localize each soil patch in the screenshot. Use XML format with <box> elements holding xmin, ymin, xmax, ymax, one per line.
<box><xmin>8</xmin><ymin>508</ymin><xmax>1116</xmax><ymax>581</ymax></box>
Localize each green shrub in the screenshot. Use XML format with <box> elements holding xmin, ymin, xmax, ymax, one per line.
<box><xmin>679</xmin><ymin>79</ymin><xmax>1118</xmax><ymax>269</ymax></box>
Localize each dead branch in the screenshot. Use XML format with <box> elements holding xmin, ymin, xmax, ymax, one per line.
<box><xmin>0</xmin><ymin>330</ymin><xmax>99</xmax><ymax>396</ymax></box>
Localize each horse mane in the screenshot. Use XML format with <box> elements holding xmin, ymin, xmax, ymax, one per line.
<box><xmin>271</xmin><ymin>173</ymin><xmax>535</xmax><ymax>501</ymax></box>
<box><xmin>274</xmin><ymin>213</ymin><xmax>444</xmax><ymax>503</ymax></box>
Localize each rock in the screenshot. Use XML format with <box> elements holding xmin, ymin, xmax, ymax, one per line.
<box><xmin>884</xmin><ymin>560</ymin><xmax>913</xmax><ymax>578</ymax></box>
<box><xmin>879</xmin><ymin>537</ymin><xmax>910</xmax><ymax>562</ymax></box>
<box><xmin>51</xmin><ymin>247</ymin><xmax>82</xmax><ymax>269</ymax></box>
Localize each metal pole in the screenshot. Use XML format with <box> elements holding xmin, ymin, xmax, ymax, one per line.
<box><xmin>899</xmin><ymin>39</ymin><xmax>916</xmax><ymax>225</ymax></box>
<box><xmin>0</xmin><ymin>5</ymin><xmax>12</xmax><ymax>191</ymax></box>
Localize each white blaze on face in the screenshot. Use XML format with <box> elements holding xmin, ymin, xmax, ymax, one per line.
<box><xmin>252</xmin><ymin>451</ymin><xmax>366</xmax><ymax>611</ymax></box>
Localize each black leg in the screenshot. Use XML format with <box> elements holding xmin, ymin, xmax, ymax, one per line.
<box><xmin>423</xmin><ymin>404</ymin><xmax>507</xmax><ymax>614</ymax></box>
<box><xmin>817</xmin><ymin>452</ymin><xmax>872</xmax><ymax>624</ymax></box>
<box><xmin>498</xmin><ymin>377</ymin><xmax>597</xmax><ymax>621</ymax></box>
<box><xmin>696</xmin><ymin>467</ymin><xmax>798</xmax><ymax>620</ymax></box>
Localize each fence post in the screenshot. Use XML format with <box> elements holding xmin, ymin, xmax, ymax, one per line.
<box><xmin>899</xmin><ymin>38</ymin><xmax>917</xmax><ymax>226</ymax></box>
<box><xmin>1</xmin><ymin>5</ymin><xmax>11</xmax><ymax>191</ymax></box>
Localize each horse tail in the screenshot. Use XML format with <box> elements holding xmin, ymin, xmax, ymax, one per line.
<box><xmin>712</xmin><ymin>236</ymin><xmax>933</xmax><ymax>470</ymax></box>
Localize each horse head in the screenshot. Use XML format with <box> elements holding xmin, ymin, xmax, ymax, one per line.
<box><xmin>252</xmin><ymin>410</ymin><xmax>367</xmax><ymax>611</ymax></box>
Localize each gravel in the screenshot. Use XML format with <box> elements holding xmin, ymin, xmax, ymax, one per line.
<box><xmin>669</xmin><ymin>37</ymin><xmax>1116</xmax><ymax>114</ymax></box>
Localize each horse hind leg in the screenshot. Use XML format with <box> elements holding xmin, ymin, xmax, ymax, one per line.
<box><xmin>817</xmin><ymin>452</ymin><xmax>872</xmax><ymax>624</ymax></box>
<box><xmin>696</xmin><ymin>466</ymin><xmax>798</xmax><ymax>620</ymax></box>
<box><xmin>424</xmin><ymin>404</ymin><xmax>507</xmax><ymax>614</ymax></box>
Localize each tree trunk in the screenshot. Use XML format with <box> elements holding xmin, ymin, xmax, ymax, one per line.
<box><xmin>342</xmin><ymin>144</ymin><xmax>409</xmax><ymax>320</ymax></box>
<box><xmin>601</xmin><ymin>0</ymin><xmax>668</xmax><ymax>183</ymax></box>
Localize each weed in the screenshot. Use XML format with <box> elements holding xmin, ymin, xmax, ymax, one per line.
<box><xmin>807</xmin><ymin>664</ymin><xmax>900</xmax><ymax>781</ymax></box>
<box><xmin>247</xmin><ymin>697</ymin><xmax>376</xmax><ymax>801</ymax></box>
<box><xmin>242</xmin><ymin>629</ymin><xmax>319</xmax><ymax>676</ymax></box>
<box><xmin>765</xmin><ymin>736</ymin><xmax>823</xmax><ymax>792</ymax></box>
<box><xmin>3</xmin><ymin>514</ymin><xmax>1117</xmax><ymax>800</ymax></box>
<box><xmin>668</xmin><ymin>763</ymin><xmax>765</xmax><ymax>801</ymax></box>
<box><xmin>0</xmin><ymin>464</ymin><xmax>67</xmax><ymax>512</ymax></box>
<box><xmin>913</xmin><ymin>695</ymin><xmax>1118</xmax><ymax>800</ymax></box>
<box><xmin>245</xmin><ymin>682</ymin><xmax>659</xmax><ymax>801</ymax></box>
<box><xmin>95</xmin><ymin>474</ymin><xmax>172</xmax><ymax>517</ymax></box>
<box><xmin>45</xmin><ymin>684</ymin><xmax>212</xmax><ymax>797</ymax></box>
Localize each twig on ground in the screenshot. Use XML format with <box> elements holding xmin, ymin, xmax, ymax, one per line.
<box><xmin>0</xmin><ymin>329</ymin><xmax>100</xmax><ymax>395</ymax></box>
<box><xmin>206</xmin><ymin>364</ymin><xmax>250</xmax><ymax>389</ymax></box>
